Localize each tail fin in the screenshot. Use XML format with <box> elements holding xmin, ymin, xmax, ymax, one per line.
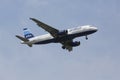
<box><xmin>23</xmin><ymin>28</ymin><xmax>34</xmax><ymax>39</ymax></box>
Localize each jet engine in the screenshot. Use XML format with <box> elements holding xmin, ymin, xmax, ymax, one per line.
<box><xmin>57</xmin><ymin>30</ymin><xmax>68</xmax><ymax>36</ymax></box>
<box><xmin>70</xmin><ymin>41</ymin><xmax>80</xmax><ymax>47</ymax></box>
<box><xmin>62</xmin><ymin>41</ymin><xmax>80</xmax><ymax>49</ymax></box>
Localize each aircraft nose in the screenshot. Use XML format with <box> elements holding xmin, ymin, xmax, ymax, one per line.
<box><xmin>89</xmin><ymin>25</ymin><xmax>98</xmax><ymax>32</ymax></box>
<box><xmin>93</xmin><ymin>27</ymin><xmax>98</xmax><ymax>32</ymax></box>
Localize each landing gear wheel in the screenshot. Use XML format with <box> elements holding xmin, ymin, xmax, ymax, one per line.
<box><xmin>86</xmin><ymin>36</ymin><xmax>88</xmax><ymax>40</ymax></box>
<box><xmin>62</xmin><ymin>46</ymin><xmax>65</xmax><ymax>49</ymax></box>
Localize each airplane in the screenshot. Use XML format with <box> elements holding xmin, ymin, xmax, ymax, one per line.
<box><xmin>16</xmin><ymin>18</ymin><xmax>98</xmax><ymax>52</ymax></box>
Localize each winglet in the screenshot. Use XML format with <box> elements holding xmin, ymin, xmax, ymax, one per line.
<box><xmin>30</xmin><ymin>17</ymin><xmax>34</xmax><ymax>20</ymax></box>
<box><xmin>30</xmin><ymin>18</ymin><xmax>39</xmax><ymax>23</ymax></box>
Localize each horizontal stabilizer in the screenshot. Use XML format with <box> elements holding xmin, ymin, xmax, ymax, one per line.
<box><xmin>16</xmin><ymin>35</ymin><xmax>33</xmax><ymax>47</ymax></box>
<box><xmin>16</xmin><ymin>35</ymin><xmax>29</xmax><ymax>42</ymax></box>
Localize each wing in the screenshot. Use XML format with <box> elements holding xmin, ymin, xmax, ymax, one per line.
<box><xmin>30</xmin><ymin>18</ymin><xmax>59</xmax><ymax>37</ymax></box>
<box><xmin>61</xmin><ymin>40</ymin><xmax>73</xmax><ymax>52</ymax></box>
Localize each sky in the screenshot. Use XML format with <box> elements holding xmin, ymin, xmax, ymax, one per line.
<box><xmin>0</xmin><ymin>0</ymin><xmax>120</xmax><ymax>80</ymax></box>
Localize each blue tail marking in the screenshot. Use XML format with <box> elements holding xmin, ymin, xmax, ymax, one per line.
<box><xmin>23</xmin><ymin>28</ymin><xmax>34</xmax><ymax>39</ymax></box>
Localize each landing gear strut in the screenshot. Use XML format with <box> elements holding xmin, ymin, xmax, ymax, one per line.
<box><xmin>85</xmin><ymin>35</ymin><xmax>88</xmax><ymax>40</ymax></box>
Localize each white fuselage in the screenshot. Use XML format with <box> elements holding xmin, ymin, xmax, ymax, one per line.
<box><xmin>22</xmin><ymin>25</ymin><xmax>98</xmax><ymax>45</ymax></box>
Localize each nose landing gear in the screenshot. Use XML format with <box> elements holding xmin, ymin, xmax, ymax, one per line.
<box><xmin>85</xmin><ymin>36</ymin><xmax>88</xmax><ymax>40</ymax></box>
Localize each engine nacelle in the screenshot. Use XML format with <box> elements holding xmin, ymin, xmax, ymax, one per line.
<box><xmin>57</xmin><ymin>30</ymin><xmax>68</xmax><ymax>36</ymax></box>
<box><xmin>70</xmin><ymin>41</ymin><xmax>80</xmax><ymax>47</ymax></box>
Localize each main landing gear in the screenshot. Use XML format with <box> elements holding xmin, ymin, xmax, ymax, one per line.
<box><xmin>62</xmin><ymin>46</ymin><xmax>65</xmax><ymax>49</ymax></box>
<box><xmin>85</xmin><ymin>35</ymin><xmax>88</xmax><ymax>40</ymax></box>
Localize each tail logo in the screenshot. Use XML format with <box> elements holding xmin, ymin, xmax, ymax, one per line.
<box><xmin>23</xmin><ymin>28</ymin><xmax>34</xmax><ymax>39</ymax></box>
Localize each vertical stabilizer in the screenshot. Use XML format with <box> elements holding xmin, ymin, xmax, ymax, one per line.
<box><xmin>23</xmin><ymin>28</ymin><xmax>34</xmax><ymax>39</ymax></box>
